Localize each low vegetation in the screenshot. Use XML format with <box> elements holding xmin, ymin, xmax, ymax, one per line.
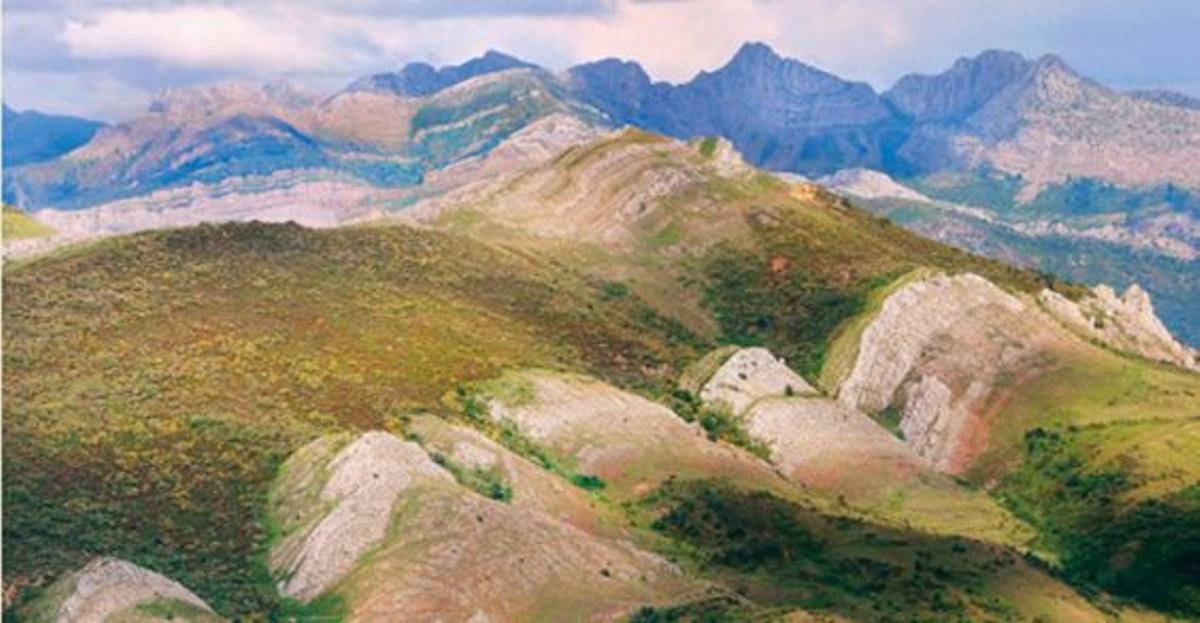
<box><xmin>1</xmin><ymin>222</ymin><xmax>705</xmax><ymax>617</ymax></box>
<box><xmin>637</xmin><ymin>479</ymin><xmax>1088</xmax><ymax>622</ymax></box>
<box><xmin>668</xmin><ymin>390</ymin><xmax>771</xmax><ymax>460</ymax></box>
<box><xmin>999</xmin><ymin>426</ymin><xmax>1200</xmax><ymax>617</ymax></box>
<box><xmin>430</xmin><ymin>452</ymin><xmax>514</xmax><ymax>502</ymax></box>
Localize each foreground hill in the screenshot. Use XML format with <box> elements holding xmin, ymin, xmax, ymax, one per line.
<box><xmin>6</xmin><ymin>125</ymin><xmax>1197</xmax><ymax>620</ymax></box>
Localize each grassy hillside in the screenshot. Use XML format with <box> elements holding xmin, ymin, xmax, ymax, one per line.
<box><xmin>430</xmin><ymin>131</ymin><xmax>1082</xmax><ymax>379</ymax></box>
<box><xmin>2</xmin><ymin>205</ymin><xmax>54</xmax><ymax>239</ymax></box>
<box><xmin>2</xmin><ymin>221</ymin><xmax>704</xmax><ymax>617</ymax></box>
<box><xmin>5</xmin><ymin>131</ymin><xmax>1196</xmax><ymax>620</ymax></box>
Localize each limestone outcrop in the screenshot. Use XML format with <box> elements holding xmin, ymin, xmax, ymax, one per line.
<box><xmin>835</xmin><ymin>273</ymin><xmax>1061</xmax><ymax>472</ymax></box>
<box><xmin>24</xmin><ymin>557</ymin><xmax>218</xmax><ymax>623</ymax></box>
<box><xmin>483</xmin><ymin>370</ymin><xmax>783</xmax><ymax>497</ymax></box>
<box><xmin>1040</xmin><ymin>285</ymin><xmax>1197</xmax><ymax>370</ymax></box>
<box><xmin>742</xmin><ymin>396</ymin><xmax>922</xmax><ymax>489</ymax></box>
<box><xmin>269</xmin><ymin>432</ymin><xmax>454</xmax><ymax>602</ymax></box>
<box><xmin>699</xmin><ymin>347</ymin><xmax>816</xmax><ymax>415</ymax></box>
<box><xmin>268</xmin><ymin>427</ymin><xmax>698</xmax><ymax>620</ymax></box>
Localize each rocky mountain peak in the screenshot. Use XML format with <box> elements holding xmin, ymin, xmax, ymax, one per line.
<box><xmin>711</xmin><ymin>41</ymin><xmax>853</xmax><ymax>94</ymax></box>
<box><xmin>885</xmin><ymin>49</ymin><xmax>1035</xmax><ymax>122</ymax></box>
<box><xmin>345</xmin><ymin>50</ymin><xmax>536</xmax><ymax>97</ymax></box>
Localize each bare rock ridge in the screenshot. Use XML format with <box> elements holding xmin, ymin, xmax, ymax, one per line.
<box><xmin>23</xmin><ymin>557</ymin><xmax>218</xmax><ymax>623</ymax></box>
<box><xmin>1040</xmin><ymin>284</ymin><xmax>1198</xmax><ymax>370</ymax></box>
<box><xmin>831</xmin><ymin>271</ymin><xmax>1197</xmax><ymax>475</ymax></box>
<box><xmin>835</xmin><ymin>273</ymin><xmax>1059</xmax><ymax>472</ymax></box>
<box><xmin>483</xmin><ymin>370</ymin><xmax>782</xmax><ymax>498</ymax></box>
<box><xmin>690</xmin><ymin>348</ymin><xmax>1028</xmax><ymax>546</ymax></box>
<box><xmin>699</xmin><ymin>346</ymin><xmax>816</xmax><ymax>415</ymax></box>
<box><xmin>268</xmin><ymin>426</ymin><xmax>696</xmax><ymax>620</ymax></box>
<box><xmin>269</xmin><ymin>432</ymin><xmax>454</xmax><ymax>602</ymax></box>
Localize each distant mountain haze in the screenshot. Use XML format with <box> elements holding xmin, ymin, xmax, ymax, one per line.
<box><xmin>3</xmin><ymin>44</ymin><xmax>1197</xmax><ymax>344</ymax></box>
<box><xmin>2</xmin><ymin>105</ymin><xmax>105</xmax><ymax>167</ymax></box>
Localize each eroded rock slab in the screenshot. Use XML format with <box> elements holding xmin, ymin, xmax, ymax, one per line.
<box><xmin>484</xmin><ymin>370</ymin><xmax>784</xmax><ymax>498</ymax></box>
<box><xmin>1040</xmin><ymin>284</ymin><xmax>1197</xmax><ymax>370</ymax></box>
<box><xmin>24</xmin><ymin>557</ymin><xmax>218</xmax><ymax>623</ymax></box>
<box><xmin>836</xmin><ymin>273</ymin><xmax>1062</xmax><ymax>472</ymax></box>
<box><xmin>269</xmin><ymin>431</ymin><xmax>454</xmax><ymax>602</ymax></box>
<box><xmin>700</xmin><ymin>347</ymin><xmax>816</xmax><ymax>415</ymax></box>
<box><xmin>268</xmin><ymin>427</ymin><xmax>699</xmax><ymax>620</ymax></box>
<box><xmin>742</xmin><ymin>396</ymin><xmax>921</xmax><ymax>490</ymax></box>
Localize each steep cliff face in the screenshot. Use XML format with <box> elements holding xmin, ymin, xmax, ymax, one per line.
<box><xmin>835</xmin><ymin>273</ymin><xmax>1065</xmax><ymax>472</ymax></box>
<box><xmin>889</xmin><ymin>52</ymin><xmax>1200</xmax><ymax>195</ymax></box>
<box><xmin>1</xmin><ymin>105</ymin><xmax>104</xmax><ymax>167</ymax></box>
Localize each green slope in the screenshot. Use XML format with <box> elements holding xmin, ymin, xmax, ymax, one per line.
<box><xmin>2</xmin><ymin>221</ymin><xmax>704</xmax><ymax>617</ymax></box>
<box><xmin>2</xmin><ymin>205</ymin><xmax>54</xmax><ymax>239</ymax></box>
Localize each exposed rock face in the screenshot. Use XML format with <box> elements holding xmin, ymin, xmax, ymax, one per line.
<box><xmin>2</xmin><ymin>105</ymin><xmax>104</xmax><ymax>167</ymax></box>
<box><xmin>1040</xmin><ymin>285</ymin><xmax>1197</xmax><ymax>370</ymax></box>
<box><xmin>407</xmin><ymin>415</ymin><xmax>618</xmax><ymax>537</ymax></box>
<box><xmin>689</xmin><ymin>349</ymin><xmax>1031</xmax><ymax>546</ymax></box>
<box><xmin>347</xmin><ymin>482</ymin><xmax>691</xmax><ymax>621</ymax></box>
<box><xmin>888</xmin><ymin>51</ymin><xmax>1200</xmax><ymax>195</ymax></box>
<box><xmin>837</xmin><ymin>273</ymin><xmax>1061</xmax><ymax>472</ymax></box>
<box><xmin>570</xmin><ymin>42</ymin><xmax>895</xmax><ymax>175</ymax></box>
<box><xmin>409</xmin><ymin>129</ymin><xmax>713</xmax><ymax>246</ymax></box>
<box><xmin>26</xmin><ymin>557</ymin><xmax>217</xmax><ymax>623</ymax></box>
<box><xmin>839</xmin><ymin>273</ymin><xmax>1025</xmax><ymax>413</ymax></box>
<box><xmin>700</xmin><ymin>347</ymin><xmax>815</xmax><ymax>415</ymax></box>
<box><xmin>484</xmin><ymin>370</ymin><xmax>782</xmax><ymax>497</ymax></box>
<box><xmin>818</xmin><ymin>168</ymin><xmax>933</xmax><ymax>202</ymax></box>
<box><xmin>742</xmin><ymin>396</ymin><xmax>921</xmax><ymax>489</ymax></box>
<box><xmin>269</xmin><ymin>432</ymin><xmax>454</xmax><ymax>602</ymax></box>
<box><xmin>268</xmin><ymin>426</ymin><xmax>697</xmax><ymax>620</ymax></box>
<box><xmin>886</xmin><ymin>50</ymin><xmax>1033</xmax><ymax>126</ymax></box>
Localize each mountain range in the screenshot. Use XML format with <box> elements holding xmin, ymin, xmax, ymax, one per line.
<box><xmin>4</xmin><ymin>43</ymin><xmax>1197</xmax><ymax>344</ymax></box>
<box><xmin>4</xmin><ymin>41</ymin><xmax>1200</xmax><ymax>622</ymax></box>
<box><xmin>6</xmin><ymin>126</ymin><xmax>1198</xmax><ymax>622</ymax></box>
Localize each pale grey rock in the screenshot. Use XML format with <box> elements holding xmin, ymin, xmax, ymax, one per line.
<box><xmin>742</xmin><ymin>396</ymin><xmax>920</xmax><ymax>487</ymax></box>
<box><xmin>34</xmin><ymin>557</ymin><xmax>215</xmax><ymax>623</ymax></box>
<box><xmin>818</xmin><ymin>168</ymin><xmax>933</xmax><ymax>202</ymax></box>
<box><xmin>699</xmin><ymin>347</ymin><xmax>815</xmax><ymax>415</ymax></box>
<box><xmin>836</xmin><ymin>272</ymin><xmax>1064</xmax><ymax>472</ymax></box>
<box><xmin>1040</xmin><ymin>285</ymin><xmax>1197</xmax><ymax>370</ymax></box>
<box><xmin>898</xmin><ymin>375</ymin><xmax>956</xmax><ymax>466</ymax></box>
<box><xmin>838</xmin><ymin>273</ymin><xmax>1025</xmax><ymax>414</ymax></box>
<box><xmin>269</xmin><ymin>432</ymin><xmax>454</xmax><ymax>602</ymax></box>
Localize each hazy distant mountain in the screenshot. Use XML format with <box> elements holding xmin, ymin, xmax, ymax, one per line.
<box><xmin>344</xmin><ymin>50</ymin><xmax>536</xmax><ymax>97</ymax></box>
<box><xmin>1127</xmin><ymin>88</ymin><xmax>1200</xmax><ymax>110</ymax></box>
<box><xmin>3</xmin><ymin>65</ymin><xmax>603</xmax><ymax>213</ymax></box>
<box><xmin>2</xmin><ymin>104</ymin><xmax>104</xmax><ymax>167</ymax></box>
<box><xmin>885</xmin><ymin>51</ymin><xmax>1200</xmax><ymax>197</ymax></box>
<box><xmin>570</xmin><ymin>42</ymin><xmax>900</xmax><ymax>175</ymax></box>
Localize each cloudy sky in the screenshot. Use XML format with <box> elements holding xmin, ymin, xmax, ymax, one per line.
<box><xmin>5</xmin><ymin>0</ymin><xmax>1200</xmax><ymax>121</ymax></box>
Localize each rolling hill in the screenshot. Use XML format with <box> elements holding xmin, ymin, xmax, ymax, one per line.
<box><xmin>5</xmin><ymin>126</ymin><xmax>1197</xmax><ymax>621</ymax></box>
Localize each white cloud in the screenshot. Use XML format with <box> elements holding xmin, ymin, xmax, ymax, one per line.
<box><xmin>4</xmin><ymin>0</ymin><xmax>1195</xmax><ymax>120</ymax></box>
<box><xmin>60</xmin><ymin>5</ymin><xmax>334</xmax><ymax>72</ymax></box>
